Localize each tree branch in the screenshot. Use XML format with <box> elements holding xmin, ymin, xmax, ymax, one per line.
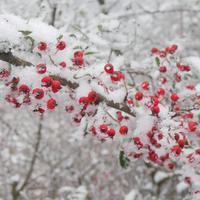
<box><xmin>0</xmin><ymin>52</ymin><xmax>32</xmax><ymax>66</ymax></box>
<box><xmin>0</xmin><ymin>53</ymin><xmax>135</xmax><ymax>117</ymax></box>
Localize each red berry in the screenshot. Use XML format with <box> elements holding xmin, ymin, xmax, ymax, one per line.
<box><xmin>171</xmin><ymin>145</ymin><xmax>182</xmax><ymax>155</ymax></box>
<box><xmin>170</xmin><ymin>93</ymin><xmax>179</xmax><ymax>102</ymax></box>
<box><xmin>74</xmin><ymin>51</ymin><xmax>84</xmax><ymax>58</ymax></box>
<box><xmin>157</xmin><ymin>88</ymin><xmax>165</xmax><ymax>96</ymax></box>
<box><xmin>175</xmin><ymin>73</ymin><xmax>182</xmax><ymax>82</ymax></box>
<box><xmin>127</xmin><ymin>99</ymin><xmax>134</xmax><ymax>106</ymax></box>
<box><xmin>51</xmin><ymin>80</ymin><xmax>61</xmax><ymax>93</ymax></box>
<box><xmin>116</xmin><ymin>111</ymin><xmax>123</xmax><ymax>122</ymax></box>
<box><xmin>59</xmin><ymin>61</ymin><xmax>67</xmax><ymax>68</ymax></box>
<box><xmin>186</xmin><ymin>84</ymin><xmax>195</xmax><ymax>90</ymax></box>
<box><xmin>65</xmin><ymin>105</ymin><xmax>74</xmax><ymax>113</ymax></box>
<box><xmin>151</xmin><ymin>96</ymin><xmax>159</xmax><ymax>105</ymax></box>
<box><xmin>168</xmin><ymin>44</ymin><xmax>178</xmax><ymax>54</ymax></box>
<box><xmin>168</xmin><ymin>163</ymin><xmax>175</xmax><ymax>170</ymax></box>
<box><xmin>195</xmin><ymin>149</ymin><xmax>200</xmax><ymax>154</ymax></box>
<box><xmin>89</xmin><ymin>126</ymin><xmax>97</xmax><ymax>135</ymax></box>
<box><xmin>176</xmin><ymin>63</ymin><xmax>184</xmax><ymax>71</ymax></box>
<box><xmin>183</xmin><ymin>113</ymin><xmax>193</xmax><ymax>119</ymax></box>
<box><xmin>133</xmin><ymin>137</ymin><xmax>141</xmax><ymax>145</ymax></box>
<box><xmin>151</xmin><ymin>105</ymin><xmax>160</xmax><ymax>114</ymax></box>
<box><xmin>151</xmin><ymin>47</ymin><xmax>159</xmax><ymax>54</ymax></box>
<box><xmin>36</xmin><ymin>63</ymin><xmax>47</xmax><ymax>74</ymax></box>
<box><xmin>160</xmin><ymin>77</ymin><xmax>167</xmax><ymax>84</ymax></box>
<box><xmin>41</xmin><ymin>76</ymin><xmax>52</xmax><ymax>87</ymax></box>
<box><xmin>99</xmin><ymin>124</ymin><xmax>108</xmax><ymax>133</ymax></box>
<box><xmin>73</xmin><ymin>51</ymin><xmax>84</xmax><ymax>66</ymax></box>
<box><xmin>47</xmin><ymin>98</ymin><xmax>56</xmax><ymax>110</ymax></box>
<box><xmin>73</xmin><ymin>57</ymin><xmax>84</xmax><ymax>66</ymax></box>
<box><xmin>88</xmin><ymin>91</ymin><xmax>97</xmax><ymax>102</ymax></box>
<box><xmin>119</xmin><ymin>125</ymin><xmax>128</xmax><ymax>135</ymax></box>
<box><xmin>148</xmin><ymin>151</ymin><xmax>158</xmax><ymax>162</ymax></box>
<box><xmin>135</xmin><ymin>91</ymin><xmax>143</xmax><ymax>101</ymax></box>
<box><xmin>32</xmin><ymin>88</ymin><xmax>44</xmax><ymax>99</ymax></box>
<box><xmin>183</xmin><ymin>65</ymin><xmax>190</xmax><ymax>72</ymax></box>
<box><xmin>184</xmin><ymin>177</ymin><xmax>192</xmax><ymax>185</ymax></box>
<box><xmin>159</xmin><ymin>66</ymin><xmax>167</xmax><ymax>73</ymax></box>
<box><xmin>38</xmin><ymin>107</ymin><xmax>45</xmax><ymax>113</ymax></box>
<box><xmin>38</xmin><ymin>42</ymin><xmax>47</xmax><ymax>51</ymax></box>
<box><xmin>56</xmin><ymin>40</ymin><xmax>66</xmax><ymax>50</ymax></box>
<box><xmin>107</xmin><ymin>129</ymin><xmax>115</xmax><ymax>138</ymax></box>
<box><xmin>141</xmin><ymin>81</ymin><xmax>149</xmax><ymax>90</ymax></box>
<box><xmin>174</xmin><ymin>133</ymin><xmax>180</xmax><ymax>141</ymax></box>
<box><xmin>19</xmin><ymin>84</ymin><xmax>30</xmax><ymax>94</ymax></box>
<box><xmin>79</xmin><ymin>96</ymin><xmax>89</xmax><ymax>104</ymax></box>
<box><xmin>159</xmin><ymin>50</ymin><xmax>167</xmax><ymax>58</ymax></box>
<box><xmin>188</xmin><ymin>121</ymin><xmax>197</xmax><ymax>132</ymax></box>
<box><xmin>110</xmin><ymin>71</ymin><xmax>124</xmax><ymax>82</ymax></box>
<box><xmin>0</xmin><ymin>69</ymin><xmax>10</xmax><ymax>78</ymax></box>
<box><xmin>178</xmin><ymin>139</ymin><xmax>185</xmax><ymax>148</ymax></box>
<box><xmin>104</xmin><ymin>64</ymin><xmax>114</xmax><ymax>74</ymax></box>
<box><xmin>158</xmin><ymin>133</ymin><xmax>163</xmax><ymax>140</ymax></box>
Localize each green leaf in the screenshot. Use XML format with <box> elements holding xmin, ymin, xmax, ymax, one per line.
<box><xmin>85</xmin><ymin>51</ymin><xmax>98</xmax><ymax>55</ymax></box>
<box><xmin>19</xmin><ymin>30</ymin><xmax>32</xmax><ymax>36</ymax></box>
<box><xmin>155</xmin><ymin>57</ymin><xmax>160</xmax><ymax>66</ymax></box>
<box><xmin>119</xmin><ymin>151</ymin><xmax>130</xmax><ymax>169</ymax></box>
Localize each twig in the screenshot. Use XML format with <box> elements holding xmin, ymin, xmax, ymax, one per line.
<box><xmin>12</xmin><ymin>115</ymin><xmax>43</xmax><ymax>200</ymax></box>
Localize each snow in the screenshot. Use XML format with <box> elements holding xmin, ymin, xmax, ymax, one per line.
<box><xmin>133</xmin><ymin>109</ymin><xmax>154</xmax><ymax>136</ymax></box>
<box><xmin>58</xmin><ymin>186</ymin><xmax>88</xmax><ymax>200</ymax></box>
<box><xmin>176</xmin><ymin>181</ymin><xmax>189</xmax><ymax>193</ymax></box>
<box><xmin>183</xmin><ymin>56</ymin><xmax>200</xmax><ymax>75</ymax></box>
<box><xmin>125</xmin><ymin>190</ymin><xmax>137</xmax><ymax>200</ymax></box>
<box><xmin>0</xmin><ymin>1</ymin><xmax>200</xmax><ymax>200</ymax></box>
<box><xmin>154</xmin><ymin>171</ymin><xmax>169</xmax><ymax>183</ymax></box>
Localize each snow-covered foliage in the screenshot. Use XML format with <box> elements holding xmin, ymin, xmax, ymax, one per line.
<box><xmin>0</xmin><ymin>0</ymin><xmax>200</xmax><ymax>200</ymax></box>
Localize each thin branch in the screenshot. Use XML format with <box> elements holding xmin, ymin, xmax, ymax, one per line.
<box><xmin>12</xmin><ymin>115</ymin><xmax>43</xmax><ymax>200</ymax></box>
<box><xmin>50</xmin><ymin>6</ymin><xmax>57</xmax><ymax>26</ymax></box>
<box><xmin>19</xmin><ymin>115</ymin><xmax>43</xmax><ymax>192</ymax></box>
<box><xmin>118</xmin><ymin>8</ymin><xmax>200</xmax><ymax>19</ymax></box>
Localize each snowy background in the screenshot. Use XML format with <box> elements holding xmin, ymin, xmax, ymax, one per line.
<box><xmin>0</xmin><ymin>0</ymin><xmax>200</xmax><ymax>200</ymax></box>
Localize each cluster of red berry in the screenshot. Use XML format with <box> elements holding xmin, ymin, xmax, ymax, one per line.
<box><xmin>151</xmin><ymin>44</ymin><xmax>178</xmax><ymax>57</ymax></box>
<box><xmin>2</xmin><ymin>41</ymin><xmax>200</xmax><ymax>178</ymax></box>
<box><xmin>104</xmin><ymin>63</ymin><xmax>125</xmax><ymax>82</ymax></box>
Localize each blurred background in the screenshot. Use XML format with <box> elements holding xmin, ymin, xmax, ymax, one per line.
<box><xmin>0</xmin><ymin>0</ymin><xmax>199</xmax><ymax>199</ymax></box>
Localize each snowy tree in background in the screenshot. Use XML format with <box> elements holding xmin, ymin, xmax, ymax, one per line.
<box><xmin>0</xmin><ymin>0</ymin><xmax>200</xmax><ymax>200</ymax></box>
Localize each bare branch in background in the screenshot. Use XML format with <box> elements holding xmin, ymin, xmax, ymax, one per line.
<box><xmin>11</xmin><ymin>115</ymin><xmax>43</xmax><ymax>200</ymax></box>
<box><xmin>97</xmin><ymin>0</ymin><xmax>105</xmax><ymax>5</ymax></box>
<box><xmin>50</xmin><ymin>6</ymin><xmax>57</xmax><ymax>26</ymax></box>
